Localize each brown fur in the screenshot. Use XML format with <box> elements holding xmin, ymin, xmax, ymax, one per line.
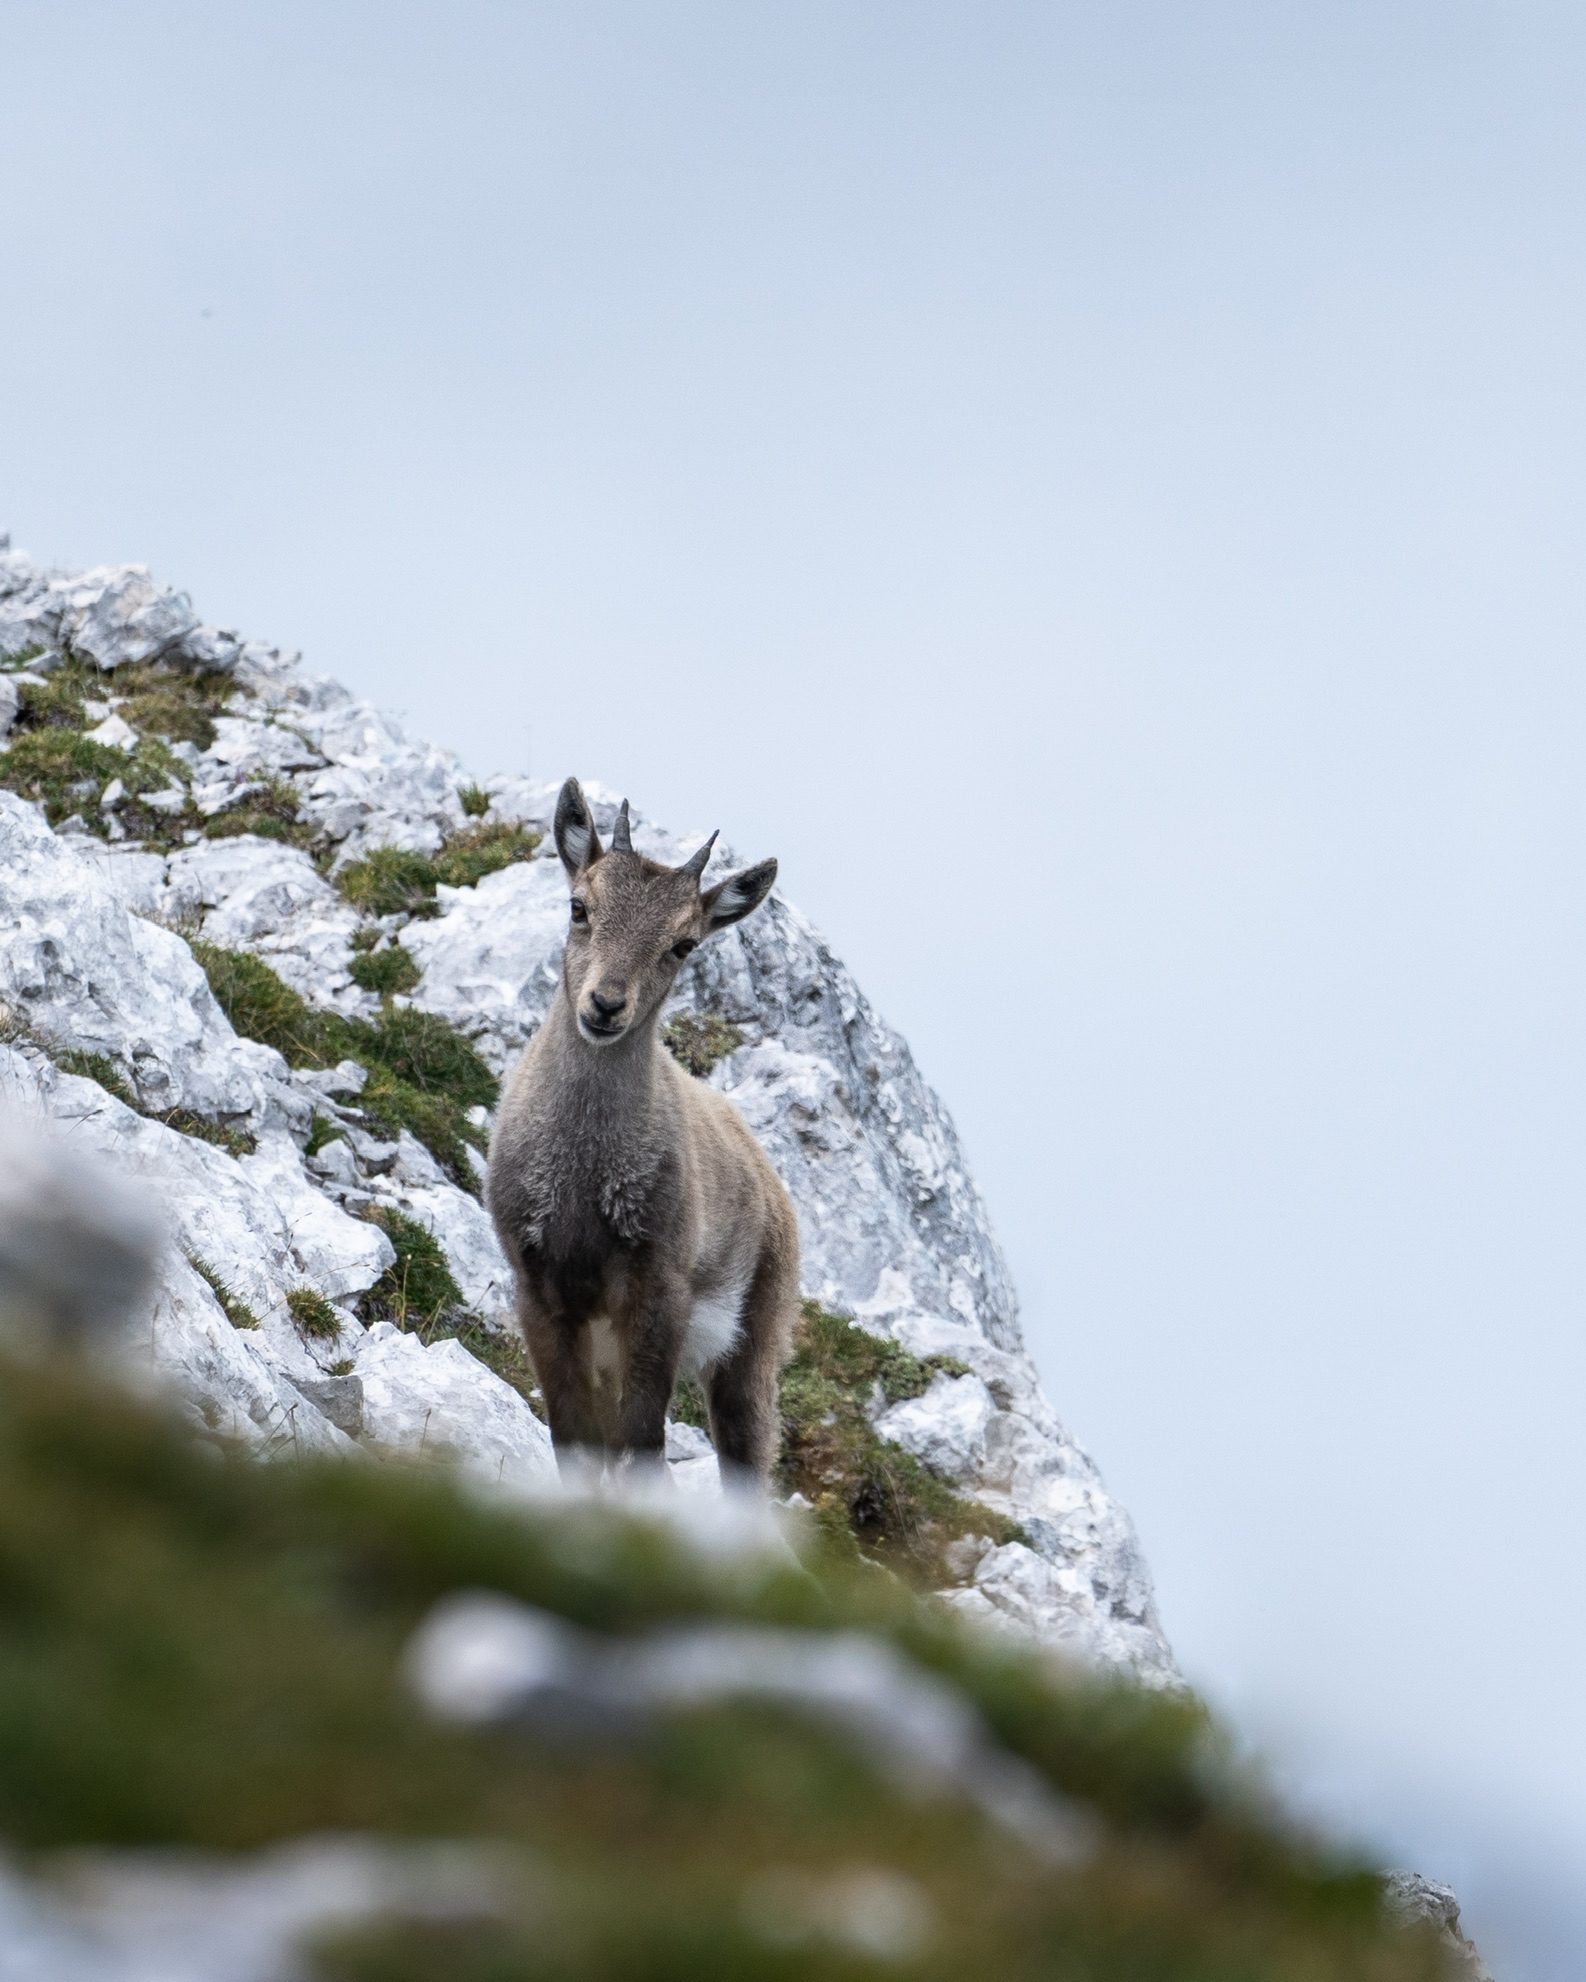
<box><xmin>486</xmin><ymin>781</ymin><xmax>798</xmax><ymax>1487</ymax></box>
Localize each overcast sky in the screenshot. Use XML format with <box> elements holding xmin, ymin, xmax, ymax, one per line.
<box><xmin>6</xmin><ymin>5</ymin><xmax>1586</xmax><ymax>1971</ymax></box>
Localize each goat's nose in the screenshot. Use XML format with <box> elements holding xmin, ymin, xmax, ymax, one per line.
<box><xmin>590</xmin><ymin>988</ymin><xmax>626</xmax><ymax>1018</ymax></box>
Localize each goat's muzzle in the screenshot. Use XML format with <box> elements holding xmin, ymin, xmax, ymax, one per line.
<box><xmin>578</xmin><ymin>987</ymin><xmax>629</xmax><ymax>1044</ymax></box>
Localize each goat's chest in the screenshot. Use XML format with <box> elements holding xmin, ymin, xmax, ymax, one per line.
<box><xmin>516</xmin><ymin>1126</ymin><xmax>680</xmax><ymax>1262</ymax></box>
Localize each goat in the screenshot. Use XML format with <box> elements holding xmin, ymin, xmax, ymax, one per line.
<box><xmin>486</xmin><ymin>779</ymin><xmax>798</xmax><ymax>1487</ymax></box>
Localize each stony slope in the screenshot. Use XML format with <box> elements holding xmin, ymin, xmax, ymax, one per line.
<box><xmin>0</xmin><ymin>537</ymin><xmax>1172</xmax><ymax>1680</ymax></box>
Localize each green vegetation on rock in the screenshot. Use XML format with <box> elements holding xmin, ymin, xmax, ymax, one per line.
<box><xmin>0</xmin><ymin>657</ymin><xmax>234</xmax><ymax>848</ymax></box>
<box><xmin>358</xmin><ymin>1208</ymin><xmax>542</xmax><ymax>1414</ymax></box>
<box><xmin>349</xmin><ymin>944</ymin><xmax>421</xmax><ymax>996</ymax></box>
<box><xmin>287</xmin><ymin>1287</ymin><xmax>342</xmax><ymax>1340</ymax></box>
<box><xmin>204</xmin><ymin>776</ymin><xmax>319</xmax><ymax>848</ymax></box>
<box><xmin>185</xmin><ymin>1253</ymin><xmax>260</xmax><ymax>1331</ymax></box>
<box><xmin>778</xmin><ymin>1303</ymin><xmax>1021</xmax><ymax>1584</ymax></box>
<box><xmin>51</xmin><ymin>1049</ymin><xmax>137</xmax><ymax>1108</ymax></box>
<box><xmin>362</xmin><ymin>1208</ymin><xmax>464</xmax><ymax>1326</ymax></box>
<box><xmin>6</xmin><ymin>1030</ymin><xmax>257</xmax><ymax>1158</ymax></box>
<box><xmin>190</xmin><ymin>941</ymin><xmax>496</xmax><ymax>1191</ymax></box>
<box><xmin>663</xmin><ymin>1012</ymin><xmax>743</xmax><ymax>1078</ymax></box>
<box><xmin>0</xmin><ymin>1348</ymin><xmax>1443</xmax><ymax>1982</ymax></box>
<box><xmin>336</xmin><ymin>822</ymin><xmax>541</xmax><ymax>920</ymax></box>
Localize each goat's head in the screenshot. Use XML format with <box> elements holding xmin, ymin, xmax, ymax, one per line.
<box><xmin>553</xmin><ymin>777</ymin><xmax>777</xmax><ymax>1047</ymax></box>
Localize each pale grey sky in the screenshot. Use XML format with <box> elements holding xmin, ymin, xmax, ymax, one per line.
<box><xmin>6</xmin><ymin>5</ymin><xmax>1586</xmax><ymax>1971</ymax></box>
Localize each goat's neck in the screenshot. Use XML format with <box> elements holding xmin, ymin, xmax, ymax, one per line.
<box><xmin>541</xmin><ymin>991</ymin><xmax>660</xmax><ymax>1138</ymax></box>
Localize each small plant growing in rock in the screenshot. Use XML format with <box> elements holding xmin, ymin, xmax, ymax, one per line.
<box><xmin>457</xmin><ymin>782</ymin><xmax>491</xmax><ymax>817</ymax></box>
<box><xmin>52</xmin><ymin>1049</ymin><xmax>137</xmax><ymax>1108</ymax></box>
<box><xmin>349</xmin><ymin>943</ymin><xmax>421</xmax><ymax>996</ymax></box>
<box><xmin>304</xmin><ymin>1114</ymin><xmax>346</xmax><ymax>1157</ymax></box>
<box><xmin>336</xmin><ymin>846</ymin><xmax>440</xmax><ymax>919</ymax></box>
<box><xmin>663</xmin><ymin>1012</ymin><xmax>743</xmax><ymax>1078</ymax></box>
<box><xmin>362</xmin><ymin>1208</ymin><xmax>463</xmax><ymax>1326</ymax></box>
<box><xmin>430</xmin><ymin>819</ymin><xmax>540</xmax><ymax>889</ymax></box>
<box><xmin>286</xmin><ymin>1287</ymin><xmax>341</xmax><ymax>1340</ymax></box>
<box><xmin>204</xmin><ymin>777</ymin><xmax>316</xmax><ymax>848</ymax></box>
<box><xmin>186</xmin><ymin>1254</ymin><xmax>260</xmax><ymax>1330</ymax></box>
<box><xmin>335</xmin><ymin>825</ymin><xmax>540</xmax><ymax>921</ymax></box>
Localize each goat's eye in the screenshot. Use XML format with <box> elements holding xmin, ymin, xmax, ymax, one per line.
<box><xmin>671</xmin><ymin>938</ymin><xmax>696</xmax><ymax>961</ymax></box>
<box><xmin>570</xmin><ymin>899</ymin><xmax>588</xmax><ymax>924</ymax></box>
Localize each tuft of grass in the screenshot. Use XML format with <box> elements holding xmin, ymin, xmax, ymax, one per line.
<box><xmin>203</xmin><ymin>777</ymin><xmax>318</xmax><ymax>848</ymax></box>
<box><xmin>349</xmin><ymin>945</ymin><xmax>421</xmax><ymax>997</ymax></box>
<box><xmin>778</xmin><ymin>1303</ymin><xmax>1019</xmax><ymax>1583</ymax></box>
<box><xmin>153</xmin><ymin>1108</ymin><xmax>257</xmax><ymax>1159</ymax></box>
<box><xmin>457</xmin><ymin>782</ymin><xmax>492</xmax><ymax>818</ymax></box>
<box><xmin>185</xmin><ymin>1253</ymin><xmax>260</xmax><ymax>1331</ymax></box>
<box><xmin>361</xmin><ymin>1209</ymin><xmax>463</xmax><ymax>1327</ymax></box>
<box><xmin>0</xmin><ymin>661</ymin><xmax>209</xmax><ymax>847</ymax></box>
<box><xmin>336</xmin><ymin>847</ymin><xmax>440</xmax><ymax>920</ymax></box>
<box><xmin>431</xmin><ymin>820</ymin><xmax>540</xmax><ymax>890</ymax></box>
<box><xmin>336</xmin><ymin>825</ymin><xmax>541</xmax><ymax>921</ymax></box>
<box><xmin>52</xmin><ymin>1049</ymin><xmax>137</xmax><ymax>1109</ymax></box>
<box><xmin>45</xmin><ymin>1044</ymin><xmax>255</xmax><ymax>1155</ymax></box>
<box><xmin>663</xmin><ymin>1013</ymin><xmax>743</xmax><ymax>1079</ymax></box>
<box><xmin>305</xmin><ymin>1114</ymin><xmax>347</xmax><ymax>1158</ymax></box>
<box><xmin>286</xmin><ymin>1287</ymin><xmax>342</xmax><ymax>1341</ymax></box>
<box><xmin>106</xmin><ymin>659</ymin><xmax>234</xmax><ymax>752</ymax></box>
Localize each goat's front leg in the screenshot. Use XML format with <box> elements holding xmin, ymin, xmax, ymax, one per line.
<box><xmin>516</xmin><ymin>1293</ymin><xmax>603</xmax><ymax>1484</ymax></box>
<box><xmin>616</xmin><ymin>1272</ymin><xmax>690</xmax><ymax>1475</ymax></box>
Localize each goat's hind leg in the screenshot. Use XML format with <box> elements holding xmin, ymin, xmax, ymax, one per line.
<box><xmin>706</xmin><ymin>1244</ymin><xmax>796</xmax><ymax>1488</ymax></box>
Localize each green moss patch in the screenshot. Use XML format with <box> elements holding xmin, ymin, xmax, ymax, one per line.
<box><xmin>190</xmin><ymin>941</ymin><xmax>496</xmax><ymax>1191</ymax></box>
<box><xmin>777</xmin><ymin>1304</ymin><xmax>1018</xmax><ymax>1584</ymax></box>
<box><xmin>305</xmin><ymin>1114</ymin><xmax>347</xmax><ymax>1157</ymax></box>
<box><xmin>0</xmin><ymin>1348</ymin><xmax>1432</xmax><ymax>1981</ymax></box>
<box><xmin>359</xmin><ymin>1209</ymin><xmax>542</xmax><ymax>1415</ymax></box>
<box><xmin>32</xmin><ymin>1040</ymin><xmax>255</xmax><ymax>1157</ymax></box>
<box><xmin>663</xmin><ymin>1013</ymin><xmax>743</xmax><ymax>1078</ymax></box>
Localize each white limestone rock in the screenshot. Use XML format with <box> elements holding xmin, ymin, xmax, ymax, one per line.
<box><xmin>0</xmin><ymin>792</ymin><xmax>300</xmax><ymax>1135</ymax></box>
<box><xmin>160</xmin><ymin>836</ymin><xmax>371</xmax><ymax>1015</ymax></box>
<box><xmin>355</xmin><ymin>1318</ymin><xmax>556</xmax><ymax>1493</ymax></box>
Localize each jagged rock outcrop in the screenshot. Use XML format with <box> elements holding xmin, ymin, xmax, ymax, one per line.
<box><xmin>0</xmin><ymin>535</ymin><xmax>1173</xmax><ymax>1682</ymax></box>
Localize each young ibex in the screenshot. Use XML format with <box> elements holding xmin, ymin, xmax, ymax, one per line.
<box><xmin>487</xmin><ymin>779</ymin><xmax>798</xmax><ymax>1487</ymax></box>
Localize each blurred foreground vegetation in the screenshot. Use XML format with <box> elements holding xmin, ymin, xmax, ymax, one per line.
<box><xmin>0</xmin><ymin>1347</ymin><xmax>1457</xmax><ymax>1980</ymax></box>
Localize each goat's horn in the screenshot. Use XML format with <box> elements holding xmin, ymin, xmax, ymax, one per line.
<box><xmin>679</xmin><ymin>830</ymin><xmax>718</xmax><ymax>880</ymax></box>
<box><xmin>612</xmin><ymin>799</ymin><xmax>633</xmax><ymax>853</ymax></box>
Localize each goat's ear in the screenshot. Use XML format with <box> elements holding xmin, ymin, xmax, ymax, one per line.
<box><xmin>702</xmin><ymin>857</ymin><xmax>778</xmax><ymax>932</ymax></box>
<box><xmin>554</xmin><ymin>777</ymin><xmax>603</xmax><ymax>877</ymax></box>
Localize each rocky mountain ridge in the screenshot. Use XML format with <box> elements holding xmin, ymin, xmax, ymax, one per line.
<box><xmin>0</xmin><ymin>538</ymin><xmax>1171</xmax><ymax>1675</ymax></box>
